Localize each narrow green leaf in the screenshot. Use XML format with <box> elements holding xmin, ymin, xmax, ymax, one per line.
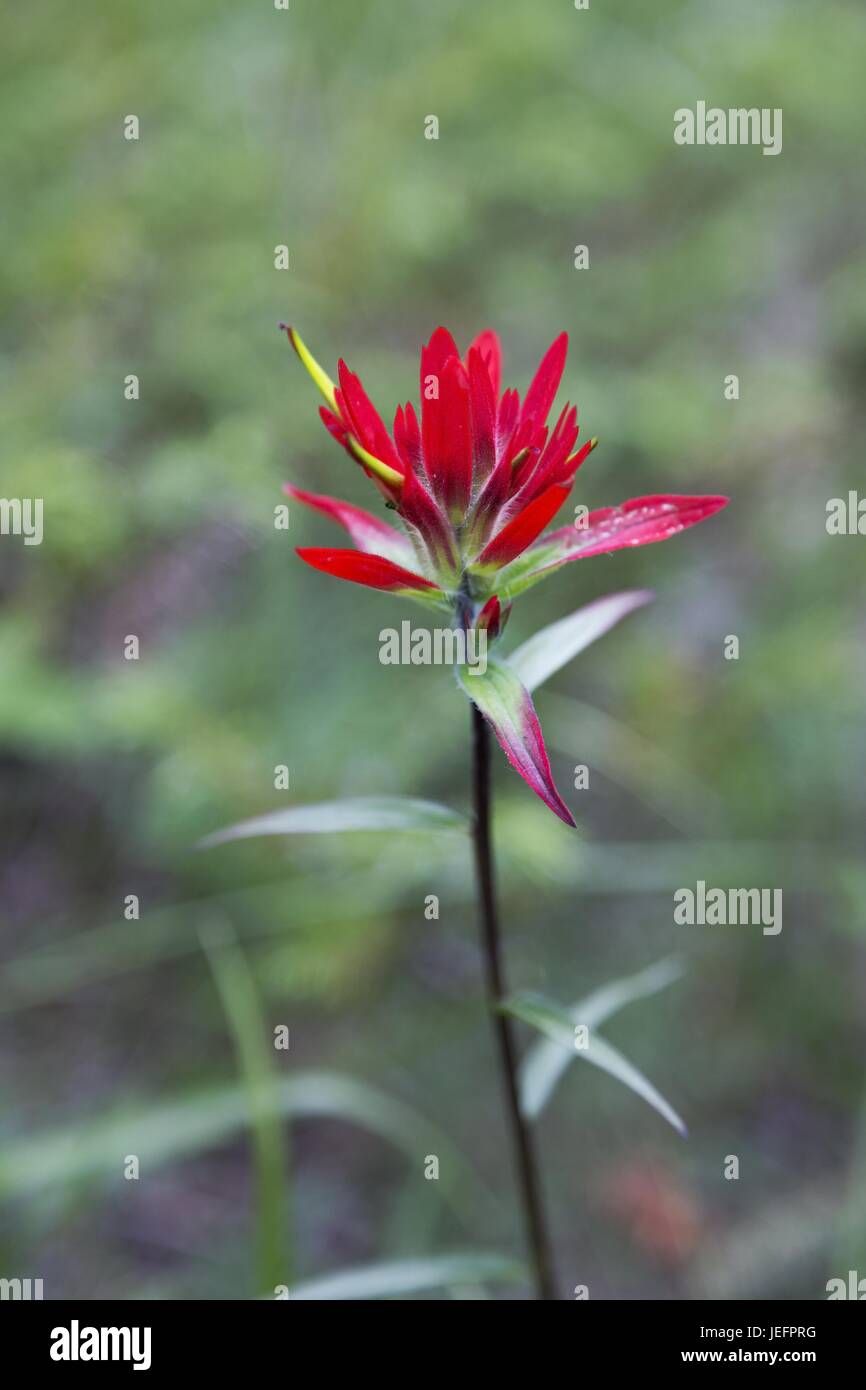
<box><xmin>569</xmin><ymin>956</ymin><xmax>685</xmax><ymax>1028</ymax></box>
<box><xmin>580</xmin><ymin>1034</ymin><xmax>686</xmax><ymax>1136</ymax></box>
<box><xmin>0</xmin><ymin>1069</ymin><xmax>499</xmax><ymax>1238</ymax></box>
<box><xmin>287</xmin><ymin>1251</ymin><xmax>524</xmax><ymax>1300</ymax></box>
<box><xmin>198</xmin><ymin>796</ymin><xmax>467</xmax><ymax>848</ymax></box>
<box><xmin>502</xmin><ymin>989</ymin><xmax>686</xmax><ymax>1136</ymax></box>
<box><xmin>519</xmin><ymin>957</ymin><xmax>684</xmax><ymax>1120</ymax></box>
<box><xmin>508</xmin><ymin>590</ymin><xmax>653</xmax><ymax>693</ymax></box>
<box><xmin>200</xmin><ymin>923</ymin><xmax>291</xmax><ymax>1292</ymax></box>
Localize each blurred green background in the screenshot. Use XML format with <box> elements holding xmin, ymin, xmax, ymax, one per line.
<box><xmin>2</xmin><ymin>0</ymin><xmax>865</xmax><ymax>1300</ymax></box>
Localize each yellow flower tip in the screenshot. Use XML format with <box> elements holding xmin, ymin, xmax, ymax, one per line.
<box><xmin>348</xmin><ymin>437</ymin><xmax>404</xmax><ymax>491</ymax></box>
<box><xmin>589</xmin><ymin>436</ymin><xmax>599</xmax><ymax>450</ymax></box>
<box><xmin>284</xmin><ymin>324</ymin><xmax>338</xmax><ymax>412</ymax></box>
<box><xmin>283</xmin><ymin>325</ymin><xmax>402</xmax><ymax>491</ymax></box>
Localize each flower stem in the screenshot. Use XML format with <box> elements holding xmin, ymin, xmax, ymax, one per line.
<box><xmin>470</xmin><ymin>703</ymin><xmax>557</xmax><ymax>1300</ymax></box>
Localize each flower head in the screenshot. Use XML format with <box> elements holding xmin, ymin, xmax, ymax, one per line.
<box><xmin>283</xmin><ymin>325</ymin><xmax>727</xmax><ymax>824</ymax></box>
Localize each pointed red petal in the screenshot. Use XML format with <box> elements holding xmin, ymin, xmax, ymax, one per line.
<box><xmin>420</xmin><ymin>328</ymin><xmax>460</xmax><ymax>502</ymax></box>
<box><xmin>420</xmin><ymin>327</ymin><xmax>461</xmax><ymax>396</ymax></box>
<box><xmin>496</xmin><ymin>388</ymin><xmax>519</xmax><ymax>454</ymax></box>
<box><xmin>421</xmin><ymin>353</ymin><xmax>473</xmax><ymax>518</ymax></box>
<box><xmin>283</xmin><ymin>483</ymin><xmax>415</xmax><ymax>567</ymax></box>
<box><xmin>515</xmin><ymin>417</ymin><xmax>587</xmax><ymax>504</ymax></box>
<box><xmin>404</xmin><ymin>401</ymin><xmax>422</xmax><ymax>459</ymax></box>
<box><xmin>466</xmin><ymin>329</ymin><xmax>502</xmax><ymax>398</ymax></box>
<box><xmin>465</xmin><ymin>449</ymin><xmax>517</xmax><ymax>550</ymax></box>
<box><xmin>467</xmin><ymin>346</ymin><xmax>497</xmax><ymax>483</ymax></box>
<box><xmin>558</xmin><ymin>433</ymin><xmax>595</xmax><ymax>483</ymax></box>
<box><xmin>393</xmin><ymin>402</ymin><xmax>423</xmax><ymax>473</ymax></box>
<box><xmin>476</xmin><ymin>484</ymin><xmax>572</xmax><ymax>569</ymax></box>
<box><xmin>319</xmin><ymin>404</ymin><xmax>353</xmax><ymax>454</ymax></box>
<box><xmin>336</xmin><ymin>361</ymin><xmax>404</xmax><ymax>475</ymax></box>
<box><xmin>399</xmin><ymin>465</ymin><xmax>459</xmax><ymax>573</ymax></box>
<box><xmin>296</xmin><ymin>547</ymin><xmax>441</xmax><ymax>595</ymax></box>
<box><xmin>510</xmin><ymin>424</ymin><xmax>548</xmax><ymax>491</ymax></box>
<box><xmin>520</xmin><ymin>332</ymin><xmax>568</xmax><ymax>426</ymax></box>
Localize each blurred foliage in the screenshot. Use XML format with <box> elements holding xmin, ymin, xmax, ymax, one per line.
<box><xmin>1</xmin><ymin>0</ymin><xmax>865</xmax><ymax>1298</ymax></box>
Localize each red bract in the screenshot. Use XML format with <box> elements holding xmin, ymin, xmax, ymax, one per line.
<box><xmin>283</xmin><ymin>325</ymin><xmax>728</xmax><ymax>824</ymax></box>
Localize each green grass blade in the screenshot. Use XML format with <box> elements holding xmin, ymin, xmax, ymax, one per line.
<box><xmin>200</xmin><ymin>921</ymin><xmax>291</xmax><ymax>1293</ymax></box>
<box><xmin>287</xmin><ymin>1252</ymin><xmax>524</xmax><ymax>1300</ymax></box>
<box><xmin>0</xmin><ymin>1070</ymin><xmax>497</xmax><ymax>1230</ymax></box>
<box><xmin>197</xmin><ymin>796</ymin><xmax>467</xmax><ymax>848</ymax></box>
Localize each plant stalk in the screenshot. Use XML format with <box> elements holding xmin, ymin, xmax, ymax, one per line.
<box><xmin>470</xmin><ymin>703</ymin><xmax>557</xmax><ymax>1300</ymax></box>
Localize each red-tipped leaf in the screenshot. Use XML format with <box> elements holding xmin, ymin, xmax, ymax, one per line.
<box><xmin>497</xmin><ymin>494</ymin><xmax>730</xmax><ymax>599</ymax></box>
<box><xmin>458</xmin><ymin>657</ymin><xmax>576</xmax><ymax>826</ymax></box>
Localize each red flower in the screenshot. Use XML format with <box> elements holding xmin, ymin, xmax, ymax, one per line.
<box><xmin>283</xmin><ymin>326</ymin><xmax>727</xmax><ymax>824</ymax></box>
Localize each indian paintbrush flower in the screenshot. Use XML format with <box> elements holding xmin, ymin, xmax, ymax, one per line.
<box><xmin>282</xmin><ymin>324</ymin><xmax>728</xmax><ymax>827</ymax></box>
